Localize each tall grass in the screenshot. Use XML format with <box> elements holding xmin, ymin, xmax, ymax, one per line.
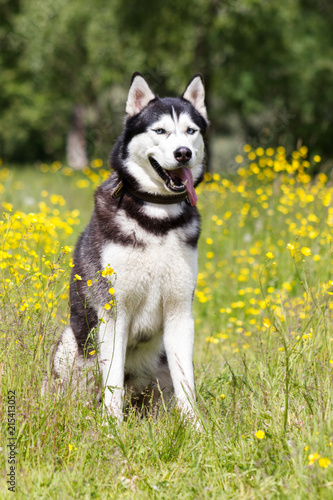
<box><xmin>1</xmin><ymin>148</ymin><xmax>333</xmax><ymax>498</ymax></box>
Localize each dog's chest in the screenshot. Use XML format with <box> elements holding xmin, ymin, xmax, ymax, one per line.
<box><xmin>101</xmin><ymin>218</ymin><xmax>197</xmax><ymax>337</ymax></box>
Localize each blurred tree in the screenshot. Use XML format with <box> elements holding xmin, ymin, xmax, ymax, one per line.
<box><xmin>0</xmin><ymin>0</ymin><xmax>44</xmax><ymax>161</ymax></box>
<box><xmin>0</xmin><ymin>0</ymin><xmax>332</xmax><ymax>165</ymax></box>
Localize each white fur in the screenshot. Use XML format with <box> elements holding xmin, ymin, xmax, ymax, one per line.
<box><xmin>126</xmin><ymin>74</ymin><xmax>155</xmax><ymax>116</ymax></box>
<box><xmin>100</xmin><ymin>216</ymin><xmax>198</xmax><ymax>422</ymax></box>
<box><xmin>183</xmin><ymin>76</ymin><xmax>208</xmax><ymax>120</ymax></box>
<box><xmin>125</xmin><ymin>111</ymin><xmax>205</xmax><ymax>195</ymax></box>
<box><xmin>52</xmin><ymin>326</ymin><xmax>92</xmax><ymax>393</ymax></box>
<box><xmin>142</xmin><ymin>202</ymin><xmax>183</xmax><ymax>219</ymax></box>
<box><xmin>53</xmin><ymin>326</ymin><xmax>79</xmax><ymax>378</ymax></box>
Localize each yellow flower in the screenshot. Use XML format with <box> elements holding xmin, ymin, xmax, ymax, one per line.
<box><xmin>302</xmin><ymin>333</ymin><xmax>312</xmax><ymax>340</ymax></box>
<box><xmin>220</xmin><ymin>394</ymin><xmax>226</xmax><ymax>400</ymax></box>
<box><xmin>255</xmin><ymin>430</ymin><xmax>265</xmax><ymax>439</ymax></box>
<box><xmin>308</xmin><ymin>452</ymin><xmax>321</xmax><ymax>465</ymax></box>
<box><xmin>216</xmin><ymin>333</ymin><xmax>228</xmax><ymax>339</ymax></box>
<box><xmin>89</xmin><ymin>350</ymin><xmax>95</xmax><ymax>355</ymax></box>
<box><xmin>206</xmin><ymin>238</ymin><xmax>213</xmax><ymax>245</ymax></box>
<box><xmin>205</xmin><ymin>336</ymin><xmax>218</xmax><ymax>344</ymax></box>
<box><xmin>87</xmin><ymin>280</ymin><xmax>92</xmax><ymax>287</ymax></box>
<box><xmin>92</xmin><ymin>158</ymin><xmax>103</xmax><ymax>168</ymax></box>
<box><xmin>263</xmin><ymin>318</ymin><xmax>271</xmax><ymax>328</ymax></box>
<box><xmin>104</xmin><ymin>303</ymin><xmax>111</xmax><ymax>310</ymax></box>
<box><xmin>287</xmin><ymin>243</ymin><xmax>296</xmax><ymax>257</ymax></box>
<box><xmin>301</xmin><ymin>247</ymin><xmax>311</xmax><ymax>256</ymax></box>
<box><xmin>318</xmin><ymin>457</ymin><xmax>331</xmax><ymax>468</ymax></box>
<box><xmin>76</xmin><ymin>179</ymin><xmax>90</xmax><ymax>189</ymax></box>
<box><xmin>278</xmin><ymin>347</ymin><xmax>285</xmax><ymax>351</ymax></box>
<box><xmin>266</xmin><ymin>252</ymin><xmax>274</xmax><ymax>259</ymax></box>
<box><xmin>74</xmin><ymin>274</ymin><xmax>82</xmax><ymax>281</ymax></box>
<box><xmin>108</xmin><ymin>287</ymin><xmax>115</xmax><ymax>294</ymax></box>
<box><xmin>101</xmin><ymin>265</ymin><xmax>114</xmax><ymax>278</ymax></box>
<box><xmin>2</xmin><ymin>201</ymin><xmax>13</xmax><ymax>211</ymax></box>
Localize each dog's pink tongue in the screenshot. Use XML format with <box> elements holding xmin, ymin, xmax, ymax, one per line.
<box><xmin>176</xmin><ymin>168</ymin><xmax>197</xmax><ymax>206</ymax></box>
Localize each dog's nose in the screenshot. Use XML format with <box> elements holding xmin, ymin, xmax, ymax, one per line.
<box><xmin>174</xmin><ymin>147</ymin><xmax>192</xmax><ymax>164</ymax></box>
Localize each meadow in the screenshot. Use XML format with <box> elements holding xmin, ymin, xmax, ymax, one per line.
<box><xmin>1</xmin><ymin>146</ymin><xmax>333</xmax><ymax>498</ymax></box>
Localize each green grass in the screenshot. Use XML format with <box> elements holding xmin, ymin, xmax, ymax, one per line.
<box><xmin>1</xmin><ymin>151</ymin><xmax>333</xmax><ymax>498</ymax></box>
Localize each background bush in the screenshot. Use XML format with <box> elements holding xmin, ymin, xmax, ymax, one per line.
<box><xmin>1</xmin><ymin>0</ymin><xmax>333</xmax><ymax>166</ymax></box>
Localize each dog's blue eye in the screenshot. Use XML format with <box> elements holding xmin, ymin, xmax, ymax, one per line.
<box><xmin>154</xmin><ymin>128</ymin><xmax>166</xmax><ymax>135</ymax></box>
<box><xmin>187</xmin><ymin>128</ymin><xmax>197</xmax><ymax>135</ymax></box>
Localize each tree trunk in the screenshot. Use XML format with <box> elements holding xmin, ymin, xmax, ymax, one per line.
<box><xmin>66</xmin><ymin>105</ymin><xmax>88</xmax><ymax>169</ymax></box>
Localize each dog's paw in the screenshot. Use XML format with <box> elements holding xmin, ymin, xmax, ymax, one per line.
<box><xmin>179</xmin><ymin>405</ymin><xmax>203</xmax><ymax>431</ymax></box>
<box><xmin>102</xmin><ymin>404</ymin><xmax>124</xmax><ymax>427</ymax></box>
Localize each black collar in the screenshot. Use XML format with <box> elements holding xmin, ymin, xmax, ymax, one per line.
<box><xmin>110</xmin><ymin>179</ymin><xmax>189</xmax><ymax>205</ymax></box>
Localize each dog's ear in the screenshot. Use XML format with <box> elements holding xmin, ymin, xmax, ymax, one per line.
<box><xmin>126</xmin><ymin>72</ymin><xmax>155</xmax><ymax>116</ymax></box>
<box><xmin>182</xmin><ymin>74</ymin><xmax>207</xmax><ymax>120</ymax></box>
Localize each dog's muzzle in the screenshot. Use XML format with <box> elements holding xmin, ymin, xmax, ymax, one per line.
<box><xmin>148</xmin><ymin>157</ymin><xmax>197</xmax><ymax>206</ymax></box>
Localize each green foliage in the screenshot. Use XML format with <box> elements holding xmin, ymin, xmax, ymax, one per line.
<box><xmin>1</xmin><ymin>1</ymin><xmax>333</xmax><ymax>163</ymax></box>
<box><xmin>1</xmin><ymin>151</ymin><xmax>333</xmax><ymax>496</ymax></box>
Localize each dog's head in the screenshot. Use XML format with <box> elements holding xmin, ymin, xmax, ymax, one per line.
<box><xmin>111</xmin><ymin>73</ymin><xmax>209</xmax><ymax>205</ymax></box>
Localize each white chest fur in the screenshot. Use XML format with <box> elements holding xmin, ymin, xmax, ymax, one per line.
<box><xmin>101</xmin><ymin>209</ymin><xmax>198</xmax><ymax>340</ymax></box>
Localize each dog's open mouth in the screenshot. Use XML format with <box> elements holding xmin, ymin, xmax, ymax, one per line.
<box><xmin>149</xmin><ymin>157</ymin><xmax>197</xmax><ymax>206</ymax></box>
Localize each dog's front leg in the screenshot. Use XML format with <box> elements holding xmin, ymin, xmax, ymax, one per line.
<box><xmin>98</xmin><ymin>310</ymin><xmax>128</xmax><ymax>425</ymax></box>
<box><xmin>164</xmin><ymin>313</ymin><xmax>196</xmax><ymax>419</ymax></box>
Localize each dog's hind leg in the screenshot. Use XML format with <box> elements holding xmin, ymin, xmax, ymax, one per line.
<box><xmin>98</xmin><ymin>309</ymin><xmax>129</xmax><ymax>425</ymax></box>
<box><xmin>53</xmin><ymin>326</ymin><xmax>81</xmax><ymax>384</ymax></box>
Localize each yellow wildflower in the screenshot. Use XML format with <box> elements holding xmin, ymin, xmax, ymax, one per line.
<box><xmin>255</xmin><ymin>430</ymin><xmax>265</xmax><ymax>439</ymax></box>
<box><xmin>101</xmin><ymin>266</ymin><xmax>114</xmax><ymax>277</ymax></box>
<box><xmin>287</xmin><ymin>243</ymin><xmax>296</xmax><ymax>257</ymax></box>
<box><xmin>301</xmin><ymin>247</ymin><xmax>311</xmax><ymax>256</ymax></box>
<box><xmin>263</xmin><ymin>318</ymin><xmax>271</xmax><ymax>328</ymax></box>
<box><xmin>318</xmin><ymin>457</ymin><xmax>330</xmax><ymax>468</ymax></box>
<box><xmin>308</xmin><ymin>452</ymin><xmax>321</xmax><ymax>465</ymax></box>
<box><xmin>205</xmin><ymin>336</ymin><xmax>218</xmax><ymax>344</ymax></box>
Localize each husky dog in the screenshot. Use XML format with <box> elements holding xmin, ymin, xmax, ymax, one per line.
<box><xmin>53</xmin><ymin>72</ymin><xmax>208</xmax><ymax>424</ymax></box>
